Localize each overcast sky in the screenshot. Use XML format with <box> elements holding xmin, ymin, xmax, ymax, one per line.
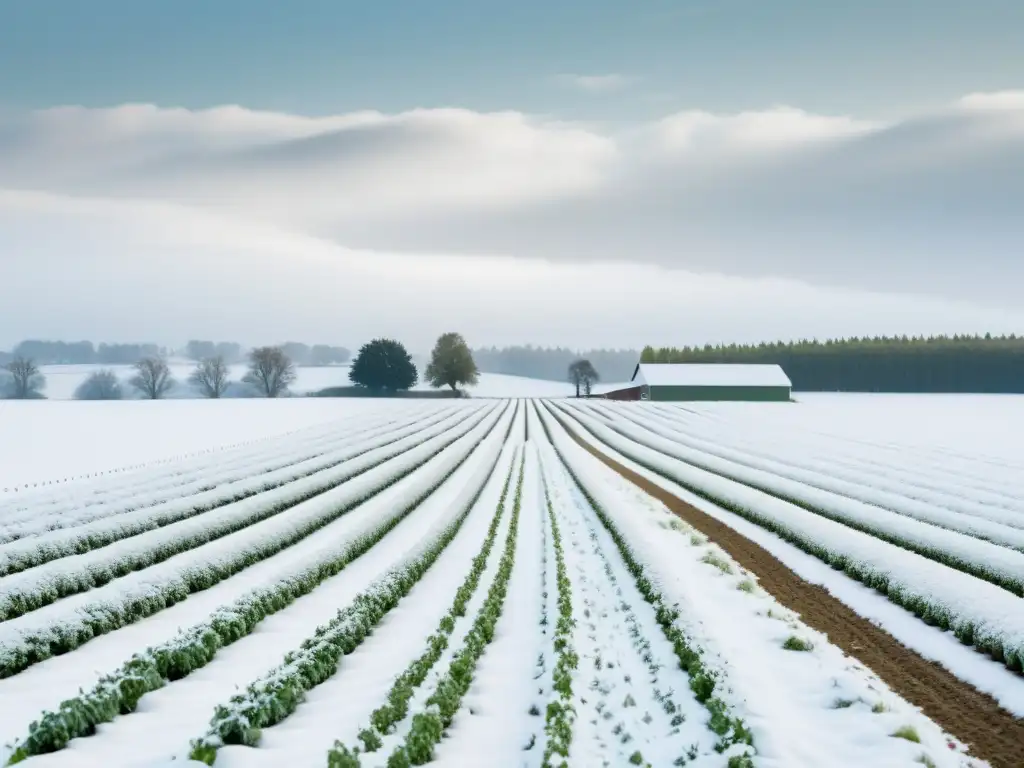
<box><xmin>1</xmin><ymin>0</ymin><xmax>1022</xmax><ymax>352</ymax></box>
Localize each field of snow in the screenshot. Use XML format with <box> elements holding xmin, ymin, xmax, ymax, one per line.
<box><xmin>34</xmin><ymin>363</ymin><xmax>585</xmax><ymax>400</ymax></box>
<box><xmin>0</xmin><ymin>399</ymin><xmax>424</xmax><ymax>490</ymax></box>
<box><xmin>0</xmin><ymin>396</ymin><xmax>1018</xmax><ymax>767</ymax></box>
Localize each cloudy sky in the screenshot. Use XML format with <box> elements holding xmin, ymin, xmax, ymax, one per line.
<box><xmin>1</xmin><ymin>0</ymin><xmax>1023</xmax><ymax>352</ymax></box>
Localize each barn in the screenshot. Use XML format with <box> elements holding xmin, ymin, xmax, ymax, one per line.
<box><xmin>603</xmin><ymin>363</ymin><xmax>792</xmax><ymax>402</ymax></box>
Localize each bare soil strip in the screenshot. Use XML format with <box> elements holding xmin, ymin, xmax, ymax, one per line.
<box><xmin>562</xmin><ymin>417</ymin><xmax>1024</xmax><ymax>768</ymax></box>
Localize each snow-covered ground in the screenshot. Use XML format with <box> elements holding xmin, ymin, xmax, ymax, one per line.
<box><xmin>0</xmin><ymin>368</ymin><xmax>580</xmax><ymax>489</ymax></box>
<box><xmin>0</xmin><ymin>395</ymin><xmax>1015</xmax><ymax>768</ymax></box>
<box><xmin>0</xmin><ymin>398</ymin><xmax>418</xmax><ymax>490</ymax></box>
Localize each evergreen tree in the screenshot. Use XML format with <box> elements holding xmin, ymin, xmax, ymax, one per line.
<box><xmin>638</xmin><ymin>334</ymin><xmax>1024</xmax><ymax>393</ymax></box>
<box><xmin>349</xmin><ymin>338</ymin><xmax>418</xmax><ymax>392</ymax></box>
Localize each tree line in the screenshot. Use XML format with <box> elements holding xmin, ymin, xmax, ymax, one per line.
<box><xmin>0</xmin><ymin>339</ymin><xmax>350</xmax><ymax>367</ymax></box>
<box><xmin>640</xmin><ymin>334</ymin><xmax>1024</xmax><ymax>392</ymax></box>
<box><xmin>182</xmin><ymin>340</ymin><xmax>349</xmax><ymax>366</ymax></box>
<box><xmin>4</xmin><ymin>341</ymin><xmax>167</xmax><ymax>366</ymax></box>
<box><xmin>471</xmin><ymin>346</ymin><xmax>638</xmax><ymax>383</ymax></box>
<box><xmin>2</xmin><ymin>333</ymin><xmax>481</xmax><ymax>400</ymax></box>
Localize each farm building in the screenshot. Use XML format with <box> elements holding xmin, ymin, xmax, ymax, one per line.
<box><xmin>603</xmin><ymin>363</ymin><xmax>792</xmax><ymax>402</ymax></box>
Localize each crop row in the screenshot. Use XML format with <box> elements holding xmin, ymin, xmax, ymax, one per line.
<box><xmin>0</xmin><ymin>407</ymin><xmax>482</xmax><ymax>615</ymax></box>
<box><xmin>188</xmin><ymin>413</ymin><xmax>517</xmax><ymax>764</ymax></box>
<box><xmin>537</xmin><ymin>404</ymin><xmax>755</xmax><ymax>764</ymax></box>
<box><xmin>386</xmin><ymin>448</ymin><xmax>526</xmax><ymax>766</ymax></box>
<box><xmin>0</xmin><ymin>406</ymin><xmax>465</xmax><ymax>560</ymax></box>
<box><xmin>593</xmin><ymin>404</ymin><xmax>1024</xmax><ymax>578</ymax></box>
<box><xmin>0</xmin><ymin>404</ymin><xmax>501</xmax><ymax>679</ymax></box>
<box><xmin>5</xmin><ymin>403</ymin><xmax>516</xmax><ymax>764</ymax></box>
<box><xmin>639</xmin><ymin>403</ymin><xmax>1024</xmax><ymax>527</ymax></box>
<box><xmin>327</xmin><ymin>448</ymin><xmax>521</xmax><ymax>766</ymax></box>
<box><xmin>539</xmin><ymin>464</ymin><xmax>576</xmax><ymax>768</ymax></box>
<box><xmin>556</xmin><ymin>405</ymin><xmax>1024</xmax><ymax>673</ymax></box>
<box><xmin>0</xmin><ymin>406</ymin><xmax>426</xmax><ymax>524</ymax></box>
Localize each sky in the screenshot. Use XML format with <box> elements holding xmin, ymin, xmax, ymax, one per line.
<box><xmin>1</xmin><ymin>0</ymin><xmax>1023</xmax><ymax>352</ymax></box>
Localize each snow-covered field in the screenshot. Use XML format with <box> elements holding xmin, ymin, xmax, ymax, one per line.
<box><xmin>0</xmin><ymin>395</ymin><xmax>1019</xmax><ymax>768</ymax></box>
<box><xmin>0</xmin><ymin>370</ymin><xmax>578</xmax><ymax>489</ymax></box>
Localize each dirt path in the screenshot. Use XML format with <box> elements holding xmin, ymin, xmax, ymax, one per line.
<box><xmin>561</xmin><ymin>419</ymin><xmax>1024</xmax><ymax>768</ymax></box>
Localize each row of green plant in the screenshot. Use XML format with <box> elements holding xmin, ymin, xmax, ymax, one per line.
<box><xmin>3</xmin><ymin>405</ymin><xmax>515</xmax><ymax>765</ymax></box>
<box><xmin>536</xmin><ymin>404</ymin><xmax>755</xmax><ymax>766</ymax></box>
<box><xmin>539</xmin><ymin>467</ymin><xmax>577</xmax><ymax>768</ymax></box>
<box><xmin>187</xmin><ymin>409</ymin><xmax>519</xmax><ymax>764</ymax></box>
<box><xmin>384</xmin><ymin>451</ymin><xmax>526</xmax><ymax>767</ymax></box>
<box><xmin>0</xmin><ymin>405</ymin><xmax>499</xmax><ymax>680</ymax></box>
<box><xmin>578</xmin><ymin>500</ymin><xmax>694</xmax><ymax>763</ymax></box>
<box><xmin>560</xmin><ymin>405</ymin><xmax>1024</xmax><ymax>674</ymax></box>
<box><xmin>0</xmin><ymin>406</ymin><xmax>463</xmax><ymax>574</ymax></box>
<box><xmin>326</xmin><ymin>446</ymin><xmax>519</xmax><ymax>765</ymax></box>
<box><xmin>588</xmin><ymin>405</ymin><xmax>1024</xmax><ymax>597</ymax></box>
<box><xmin>0</xmin><ymin>410</ymin><xmax>489</xmax><ymax>621</ymax></box>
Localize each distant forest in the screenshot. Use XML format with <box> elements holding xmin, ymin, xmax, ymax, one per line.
<box><xmin>0</xmin><ymin>340</ymin><xmax>349</xmax><ymax>367</ymax></box>
<box><xmin>641</xmin><ymin>335</ymin><xmax>1024</xmax><ymax>393</ymax></box>
<box><xmin>472</xmin><ymin>346</ymin><xmax>639</xmax><ymax>383</ymax></box>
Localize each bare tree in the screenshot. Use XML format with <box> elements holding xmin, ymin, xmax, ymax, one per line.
<box><xmin>74</xmin><ymin>370</ymin><xmax>124</xmax><ymax>400</ymax></box>
<box><xmin>243</xmin><ymin>346</ymin><xmax>296</xmax><ymax>397</ymax></box>
<box><xmin>568</xmin><ymin>359</ymin><xmax>600</xmax><ymax>398</ymax></box>
<box><xmin>130</xmin><ymin>356</ymin><xmax>175</xmax><ymax>399</ymax></box>
<box><xmin>4</xmin><ymin>356</ymin><xmax>45</xmax><ymax>399</ymax></box>
<box><xmin>189</xmin><ymin>356</ymin><xmax>232</xmax><ymax>398</ymax></box>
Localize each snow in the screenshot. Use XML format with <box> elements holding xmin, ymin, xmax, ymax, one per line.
<box><xmin>0</xmin><ymin>394</ymin><xmax>1015</xmax><ymax>768</ymax></box>
<box><xmin>0</xmin><ymin>404</ymin><xmax>510</xmax><ymax>762</ymax></box>
<box><xmin>0</xmin><ymin>398</ymin><xmax>415</xmax><ymax>490</ymax></box>
<box><xmin>633</xmin><ymin>363</ymin><xmax>792</xmax><ymax>388</ymax></box>
<box><xmin>0</xmin><ymin>407</ymin><xmax>485</xmax><ymax>620</ymax></box>
<box><xmin>0</xmin><ymin>405</ymin><xmax>497</xmax><ymax>680</ymax></box>
<box><xmin>433</xmin><ymin>445</ymin><xmax>545</xmax><ymax>766</ymax></box>
<box><xmin>556</xmin><ymin>403</ymin><xmax>1024</xmax><ymax>719</ymax></box>
<box><xmin>639</xmin><ymin>402</ymin><xmax>1024</xmax><ymax>526</ymax></box>
<box><xmin>556</xmin><ymin>405</ymin><xmax>1024</xmax><ymax>669</ymax></box>
<box><xmin>538</xmin><ymin>403</ymin><xmax>986</xmax><ymax>768</ymax></box>
<box><xmin>35</xmin><ymin>414</ymin><xmax>517</xmax><ymax>767</ymax></box>
<box><xmin>536</xmin><ymin>435</ymin><xmax>720</xmax><ymax>767</ymax></box>
<box><xmin>574</xmin><ymin>402</ymin><xmax>1024</xmax><ymax>591</ymax></box>
<box><xmin>0</xmin><ymin>406</ymin><xmax>457</xmax><ymax>541</ymax></box>
<box><xmin>343</xmin><ymin>451</ymin><xmax>521</xmax><ymax>768</ymax></box>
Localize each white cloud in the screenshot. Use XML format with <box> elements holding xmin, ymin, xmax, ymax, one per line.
<box><xmin>957</xmin><ymin>90</ymin><xmax>1024</xmax><ymax>111</ymax></box>
<box><xmin>649</xmin><ymin>106</ymin><xmax>880</xmax><ymax>153</ymax></box>
<box><xmin>1</xmin><ymin>92</ymin><xmax>1023</xmax><ymax>347</ymax></box>
<box><xmin>553</xmin><ymin>73</ymin><xmax>634</xmax><ymax>93</ymax></box>
<box><xmin>3</xmin><ymin>188</ymin><xmax>1022</xmax><ymax>352</ymax></box>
